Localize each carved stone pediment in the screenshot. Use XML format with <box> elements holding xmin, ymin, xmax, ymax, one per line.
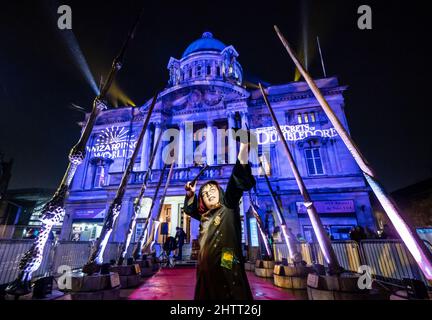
<box><xmin>160</xmin><ymin>85</ymin><xmax>242</xmax><ymax>114</ymax></box>
<box><xmin>95</xmin><ymin>108</ymin><xmax>133</xmax><ymax>125</ymax></box>
<box><xmin>203</xmin><ymin>89</ymin><xmax>223</xmax><ymax>106</ymax></box>
<box><xmin>139</xmin><ymin>83</ymin><xmax>249</xmax><ymax>116</ymax></box>
<box><xmin>167</xmin><ymin>87</ymin><xmax>225</xmax><ymax>113</ymax></box>
<box><xmin>249</xmin><ymin>111</ymin><xmax>272</xmax><ymax>127</ymax></box>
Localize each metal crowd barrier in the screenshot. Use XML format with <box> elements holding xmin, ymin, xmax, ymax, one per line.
<box><xmin>272</xmin><ymin>239</ymin><xmax>429</xmax><ymax>287</ymax></box>
<box><xmin>0</xmin><ymin>240</ymin><xmax>52</xmax><ymax>285</ymax></box>
<box><xmin>0</xmin><ymin>240</ymin><xmax>125</xmax><ymax>285</ymax></box>
<box><xmin>1</xmin><ymin>239</ymin><xmax>430</xmax><ymax>287</ymax></box>
<box><xmin>273</xmin><ymin>241</ymin><xmax>361</xmax><ymax>272</ymax></box>
<box><xmin>360</xmin><ymin>240</ymin><xmax>427</xmax><ymax>285</ymax></box>
<box><xmin>309</xmin><ymin>241</ymin><xmax>362</xmax><ymax>272</ymax></box>
<box><xmin>51</xmin><ymin>241</ymin><xmax>92</xmax><ymax>272</ymax></box>
<box><xmin>0</xmin><ymin>240</ymin><xmax>172</xmax><ymax>285</ymax></box>
<box><xmin>272</xmin><ymin>242</ymin><xmax>313</xmax><ymax>265</ymax></box>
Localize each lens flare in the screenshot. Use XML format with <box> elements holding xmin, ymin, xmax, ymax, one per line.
<box><xmin>109</xmin><ymin>81</ymin><xmax>136</xmax><ymax>107</ymax></box>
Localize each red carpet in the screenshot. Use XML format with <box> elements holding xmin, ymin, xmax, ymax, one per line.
<box><xmin>127</xmin><ymin>267</ymin><xmax>307</xmax><ymax>300</ymax></box>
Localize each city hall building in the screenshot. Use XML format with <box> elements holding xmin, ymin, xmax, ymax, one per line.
<box><xmin>61</xmin><ymin>32</ymin><xmax>376</xmax><ymax>248</ymax></box>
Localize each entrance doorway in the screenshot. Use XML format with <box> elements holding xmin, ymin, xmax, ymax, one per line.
<box><xmin>157</xmin><ymin>204</ymin><xmax>172</xmax><ymax>244</ymax></box>
<box><xmin>179</xmin><ymin>207</ymin><xmax>191</xmax><ymax>244</ymax></box>
<box><xmin>71</xmin><ymin>220</ymin><xmax>103</xmax><ymax>241</ymax></box>
<box><xmin>303</xmin><ymin>224</ymin><xmax>355</xmax><ymax>242</ymax></box>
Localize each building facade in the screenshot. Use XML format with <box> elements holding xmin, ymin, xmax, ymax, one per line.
<box><xmin>61</xmin><ymin>32</ymin><xmax>376</xmax><ymax>247</ymax></box>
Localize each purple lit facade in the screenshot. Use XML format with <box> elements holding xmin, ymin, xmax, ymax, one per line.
<box><xmin>60</xmin><ymin>32</ymin><xmax>376</xmax><ymax>247</ymax></box>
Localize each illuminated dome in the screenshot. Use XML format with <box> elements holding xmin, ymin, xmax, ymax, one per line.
<box><xmin>167</xmin><ymin>32</ymin><xmax>242</xmax><ymax>87</ymax></box>
<box><xmin>182</xmin><ymin>32</ymin><xmax>226</xmax><ymax>58</ymax></box>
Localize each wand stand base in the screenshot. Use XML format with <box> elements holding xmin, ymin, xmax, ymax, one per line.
<box><xmin>65</xmin><ymin>272</ymin><xmax>121</xmax><ymax>300</ymax></box>
<box><xmin>244</xmin><ymin>261</ymin><xmax>255</xmax><ymax>272</ymax></box>
<box><xmin>136</xmin><ymin>256</ymin><xmax>160</xmax><ymax>277</ymax></box>
<box><xmin>254</xmin><ymin>259</ymin><xmax>275</xmax><ymax>278</ymax></box>
<box><xmin>110</xmin><ymin>264</ymin><xmax>142</xmax><ymax>288</ymax></box>
<box><xmin>306</xmin><ymin>273</ymin><xmax>389</xmax><ymax>300</ymax></box>
<box><xmin>273</xmin><ymin>264</ymin><xmax>313</xmax><ymax>290</ymax></box>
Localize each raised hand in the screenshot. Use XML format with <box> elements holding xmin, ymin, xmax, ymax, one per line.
<box><xmin>237</xmin><ymin>129</ymin><xmax>258</xmax><ymax>164</ymax></box>
<box><xmin>185</xmin><ymin>181</ymin><xmax>196</xmax><ymax>198</ymax></box>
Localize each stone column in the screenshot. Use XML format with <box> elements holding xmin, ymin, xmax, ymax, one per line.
<box><xmin>241</xmin><ymin>110</ymin><xmax>258</xmax><ymax>168</ymax></box>
<box><xmin>228</xmin><ymin>112</ymin><xmax>237</xmax><ymax>164</ymax></box>
<box><xmin>206</xmin><ymin>120</ymin><xmax>215</xmax><ymax>166</ymax></box>
<box><xmin>140</xmin><ymin>129</ymin><xmax>151</xmax><ymax>171</ymax></box>
<box><xmin>185</xmin><ymin>121</ymin><xmax>194</xmax><ymax>166</ymax></box>
<box><xmin>178</xmin><ymin>122</ymin><xmax>185</xmax><ymax>168</ymax></box>
<box><xmin>152</xmin><ymin>122</ymin><xmax>162</xmax><ymax>170</ymax></box>
<box><xmin>240</xmin><ymin>110</ymin><xmax>249</xmax><ymax>129</ymax></box>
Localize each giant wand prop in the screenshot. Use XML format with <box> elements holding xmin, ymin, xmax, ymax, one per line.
<box><xmin>274</xmin><ymin>25</ymin><xmax>432</xmax><ymax>280</ymax></box>
<box><xmin>259</xmin><ymin>83</ymin><xmax>342</xmax><ymax>274</ymax></box>
<box><xmin>6</xmin><ymin>8</ymin><xmax>144</xmax><ymax>295</ymax></box>
<box><xmin>117</xmin><ymin>128</ymin><xmax>163</xmax><ymax>265</ymax></box>
<box><xmin>248</xmin><ymin>190</ymin><xmax>273</xmax><ymax>259</ymax></box>
<box><xmin>132</xmin><ymin>164</ymin><xmax>167</xmax><ymax>260</ymax></box>
<box><xmin>142</xmin><ymin>161</ymin><xmax>175</xmax><ymax>255</ymax></box>
<box><xmin>84</xmin><ymin>94</ymin><xmax>157</xmax><ymax>272</ymax></box>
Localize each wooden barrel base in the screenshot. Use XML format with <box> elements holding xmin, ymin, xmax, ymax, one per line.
<box><xmin>274</xmin><ymin>274</ymin><xmax>307</xmax><ymax>289</ymax></box>
<box><xmin>255</xmin><ymin>259</ymin><xmax>275</xmax><ymax>270</ymax></box>
<box><xmin>136</xmin><ymin>258</ymin><xmax>159</xmax><ymax>276</ymax></box>
<box><xmin>140</xmin><ymin>267</ymin><xmax>154</xmax><ymax>277</ymax></box>
<box><xmin>110</xmin><ymin>265</ymin><xmax>142</xmax><ymax>288</ymax></box>
<box><xmin>273</xmin><ymin>264</ymin><xmax>312</xmax><ymax>289</ymax></box>
<box><xmin>69</xmin><ymin>286</ymin><xmax>121</xmax><ymax>300</ymax></box>
<box><xmin>68</xmin><ymin>272</ymin><xmax>120</xmax><ymax>292</ymax></box>
<box><xmin>119</xmin><ymin>275</ymin><xmax>141</xmax><ymax>288</ymax></box>
<box><xmin>110</xmin><ymin>264</ymin><xmax>141</xmax><ymax>276</ymax></box>
<box><xmin>255</xmin><ymin>267</ymin><xmax>273</xmax><ymax>278</ymax></box>
<box><xmin>307</xmin><ymin>273</ymin><xmax>389</xmax><ymax>300</ymax></box>
<box><xmin>65</xmin><ymin>272</ymin><xmax>122</xmax><ymax>300</ymax></box>
<box><xmin>307</xmin><ymin>286</ymin><xmax>387</xmax><ymax>300</ymax></box>
<box><xmin>390</xmin><ymin>290</ymin><xmax>431</xmax><ymax>300</ymax></box>
<box><xmin>274</xmin><ymin>264</ymin><xmax>312</xmax><ymax>276</ymax></box>
<box><xmin>137</xmin><ymin>259</ymin><xmax>151</xmax><ymax>267</ymax></box>
<box><xmin>255</xmin><ymin>259</ymin><xmax>275</xmax><ymax>278</ymax></box>
<box><xmin>244</xmin><ymin>262</ymin><xmax>255</xmax><ymax>272</ymax></box>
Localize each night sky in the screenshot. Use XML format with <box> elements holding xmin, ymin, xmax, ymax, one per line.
<box><xmin>1</xmin><ymin>0</ymin><xmax>431</xmax><ymax>192</ymax></box>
